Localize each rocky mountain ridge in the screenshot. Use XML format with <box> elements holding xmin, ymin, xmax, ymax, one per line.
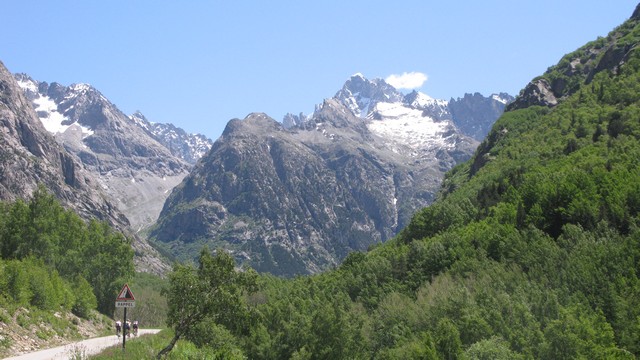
<box><xmin>286</xmin><ymin>74</ymin><xmax>513</xmax><ymax>142</ymax></box>
<box><xmin>129</xmin><ymin>111</ymin><xmax>212</xmax><ymax>165</ymax></box>
<box><xmin>150</xmin><ymin>75</ymin><xmax>511</xmax><ymax>276</ymax></box>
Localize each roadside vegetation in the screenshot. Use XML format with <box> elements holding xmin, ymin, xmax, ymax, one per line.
<box><xmin>0</xmin><ymin>186</ymin><xmax>135</xmax><ymax>356</ymax></box>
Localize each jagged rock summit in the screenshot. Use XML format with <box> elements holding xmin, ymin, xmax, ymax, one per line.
<box><xmin>129</xmin><ymin>111</ymin><xmax>212</xmax><ymax>165</ymax></box>
<box><xmin>150</xmin><ymin>74</ymin><xmax>511</xmax><ymax>276</ymax></box>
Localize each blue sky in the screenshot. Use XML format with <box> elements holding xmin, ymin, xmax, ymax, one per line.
<box><xmin>1</xmin><ymin>1</ymin><xmax>638</xmax><ymax>139</ymax></box>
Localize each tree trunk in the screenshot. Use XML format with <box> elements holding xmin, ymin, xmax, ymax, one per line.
<box><xmin>156</xmin><ymin>333</ymin><xmax>180</xmax><ymax>359</ymax></box>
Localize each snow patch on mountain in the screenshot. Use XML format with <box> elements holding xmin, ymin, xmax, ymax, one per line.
<box><xmin>492</xmin><ymin>93</ymin><xmax>509</xmax><ymax>104</ymax></box>
<box><xmin>367</xmin><ymin>102</ymin><xmax>451</xmax><ymax>154</ymax></box>
<box><xmin>17</xmin><ymin>80</ymin><xmax>94</xmax><ymax>137</ymax></box>
<box><xmin>16</xmin><ymin>78</ymin><xmax>37</xmax><ymax>92</ymax></box>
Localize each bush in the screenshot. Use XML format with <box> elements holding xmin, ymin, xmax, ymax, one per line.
<box><xmin>72</xmin><ymin>275</ymin><xmax>97</xmax><ymax>319</ymax></box>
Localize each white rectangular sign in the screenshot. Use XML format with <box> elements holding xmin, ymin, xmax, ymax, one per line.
<box><xmin>115</xmin><ymin>301</ymin><xmax>135</xmax><ymax>308</ymax></box>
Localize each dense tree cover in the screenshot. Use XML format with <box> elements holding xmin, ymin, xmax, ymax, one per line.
<box><xmin>0</xmin><ymin>186</ymin><xmax>134</xmax><ymax>317</ymax></box>
<box><xmin>158</xmin><ymin>14</ymin><xmax>640</xmax><ymax>360</ymax></box>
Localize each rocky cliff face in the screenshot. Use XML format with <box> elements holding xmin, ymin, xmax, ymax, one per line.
<box><xmin>0</xmin><ymin>61</ymin><xmax>126</xmax><ymax>226</ymax></box>
<box><xmin>151</xmin><ymin>74</ymin><xmax>507</xmax><ymax>276</ymax></box>
<box><xmin>15</xmin><ymin>75</ymin><xmax>196</xmax><ymax>232</ymax></box>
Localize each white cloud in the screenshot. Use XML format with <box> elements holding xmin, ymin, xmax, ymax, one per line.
<box><xmin>385</xmin><ymin>72</ymin><xmax>428</xmax><ymax>89</ymax></box>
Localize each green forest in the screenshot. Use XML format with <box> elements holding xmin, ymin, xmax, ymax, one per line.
<box><xmin>0</xmin><ymin>186</ymin><xmax>134</xmax><ymax>319</ymax></box>
<box><xmin>3</xmin><ymin>7</ymin><xmax>640</xmax><ymax>360</ymax></box>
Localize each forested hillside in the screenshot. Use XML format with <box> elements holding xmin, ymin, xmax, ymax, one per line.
<box><xmin>156</xmin><ymin>5</ymin><xmax>640</xmax><ymax>359</ymax></box>
<box><xmin>0</xmin><ymin>187</ymin><xmax>135</xmax><ymax>355</ymax></box>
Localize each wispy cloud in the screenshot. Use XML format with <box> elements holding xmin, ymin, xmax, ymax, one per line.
<box><xmin>385</xmin><ymin>72</ymin><xmax>428</xmax><ymax>89</ymax></box>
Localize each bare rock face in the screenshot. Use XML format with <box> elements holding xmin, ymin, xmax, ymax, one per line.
<box><xmin>0</xmin><ymin>60</ymin><xmax>128</xmax><ymax>230</ymax></box>
<box><xmin>449</xmin><ymin>92</ymin><xmax>514</xmax><ymax>141</ymax></box>
<box><xmin>507</xmin><ymin>79</ymin><xmax>558</xmax><ymax>110</ymax></box>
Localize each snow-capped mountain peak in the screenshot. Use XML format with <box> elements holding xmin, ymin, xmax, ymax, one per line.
<box><xmin>403</xmin><ymin>90</ymin><xmax>448</xmax><ymax>110</ymax></box>
<box><xmin>15</xmin><ymin>74</ymin><xmax>38</xmax><ymax>93</ymax></box>
<box><xmin>70</xmin><ymin>83</ymin><xmax>92</xmax><ymax>93</ymax></box>
<box><xmin>15</xmin><ymin>74</ymin><xmax>94</xmax><ymax>137</ymax></box>
<box><xmin>334</xmin><ymin>74</ymin><xmax>404</xmax><ymax>118</ymax></box>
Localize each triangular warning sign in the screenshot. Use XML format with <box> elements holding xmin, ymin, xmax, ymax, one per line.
<box><xmin>116</xmin><ymin>284</ymin><xmax>135</xmax><ymax>301</ymax></box>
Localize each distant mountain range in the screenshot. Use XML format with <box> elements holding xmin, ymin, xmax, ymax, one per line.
<box><xmin>5</xmin><ymin>64</ymin><xmax>511</xmax><ymax>276</ymax></box>
<box><xmin>14</xmin><ymin>74</ymin><xmax>214</xmax><ymax>233</ymax></box>
<box><xmin>149</xmin><ymin>74</ymin><xmax>512</xmax><ymax>276</ymax></box>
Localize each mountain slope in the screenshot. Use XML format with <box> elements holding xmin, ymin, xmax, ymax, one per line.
<box><xmin>152</xmin><ymin>104</ymin><xmax>430</xmax><ymax>276</ymax></box>
<box><xmin>385</xmin><ymin>5</ymin><xmax>640</xmax><ymax>356</ymax></box>
<box><xmin>150</xmin><ymin>75</ymin><xmax>508</xmax><ymax>276</ymax></box>
<box><xmin>14</xmin><ymin>75</ymin><xmax>208</xmax><ymax>232</ymax></box>
<box><xmin>0</xmin><ymin>61</ymin><xmax>128</xmax><ymax>229</ymax></box>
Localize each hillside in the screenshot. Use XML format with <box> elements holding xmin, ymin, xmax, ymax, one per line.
<box><xmin>153</xmin><ymin>4</ymin><xmax>640</xmax><ymax>359</ymax></box>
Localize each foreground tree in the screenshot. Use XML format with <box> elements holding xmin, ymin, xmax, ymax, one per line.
<box><xmin>157</xmin><ymin>248</ymin><xmax>258</xmax><ymax>359</ymax></box>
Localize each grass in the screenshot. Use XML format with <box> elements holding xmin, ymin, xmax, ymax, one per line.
<box><xmin>89</xmin><ymin>329</ymin><xmax>172</xmax><ymax>360</ymax></box>
<box><xmin>89</xmin><ymin>329</ymin><xmax>238</xmax><ymax>359</ymax></box>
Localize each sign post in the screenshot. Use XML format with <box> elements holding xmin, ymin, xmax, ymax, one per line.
<box><xmin>115</xmin><ymin>284</ymin><xmax>136</xmax><ymax>351</ymax></box>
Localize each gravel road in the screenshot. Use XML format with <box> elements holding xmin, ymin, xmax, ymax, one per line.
<box><xmin>2</xmin><ymin>329</ymin><xmax>162</xmax><ymax>360</ymax></box>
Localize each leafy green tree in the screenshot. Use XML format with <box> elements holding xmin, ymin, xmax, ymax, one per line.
<box><xmin>82</xmin><ymin>220</ymin><xmax>134</xmax><ymax>315</ymax></box>
<box><xmin>26</xmin><ymin>259</ymin><xmax>56</xmax><ymax>310</ymax></box>
<box><xmin>376</xmin><ymin>332</ymin><xmax>438</xmax><ymax>360</ymax></box>
<box><xmin>435</xmin><ymin>318</ymin><xmax>463</xmax><ymax>360</ymax></box>
<box><xmin>3</xmin><ymin>259</ymin><xmax>31</xmax><ymax>306</ymax></box>
<box><xmin>157</xmin><ymin>248</ymin><xmax>258</xmax><ymax>358</ymax></box>
<box><xmin>0</xmin><ymin>199</ymin><xmax>29</xmax><ymax>259</ymax></box>
<box><xmin>73</xmin><ymin>274</ymin><xmax>97</xmax><ymax>318</ymax></box>
<box><xmin>466</xmin><ymin>336</ymin><xmax>522</xmax><ymax>360</ymax></box>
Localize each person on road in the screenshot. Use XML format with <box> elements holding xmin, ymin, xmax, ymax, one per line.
<box><xmin>124</xmin><ymin>320</ymin><xmax>131</xmax><ymax>338</ymax></box>
<box><xmin>132</xmin><ymin>320</ymin><xmax>139</xmax><ymax>336</ymax></box>
<box><xmin>115</xmin><ymin>320</ymin><xmax>121</xmax><ymax>337</ymax></box>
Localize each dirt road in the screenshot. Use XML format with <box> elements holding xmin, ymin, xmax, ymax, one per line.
<box><xmin>2</xmin><ymin>329</ymin><xmax>162</xmax><ymax>360</ymax></box>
